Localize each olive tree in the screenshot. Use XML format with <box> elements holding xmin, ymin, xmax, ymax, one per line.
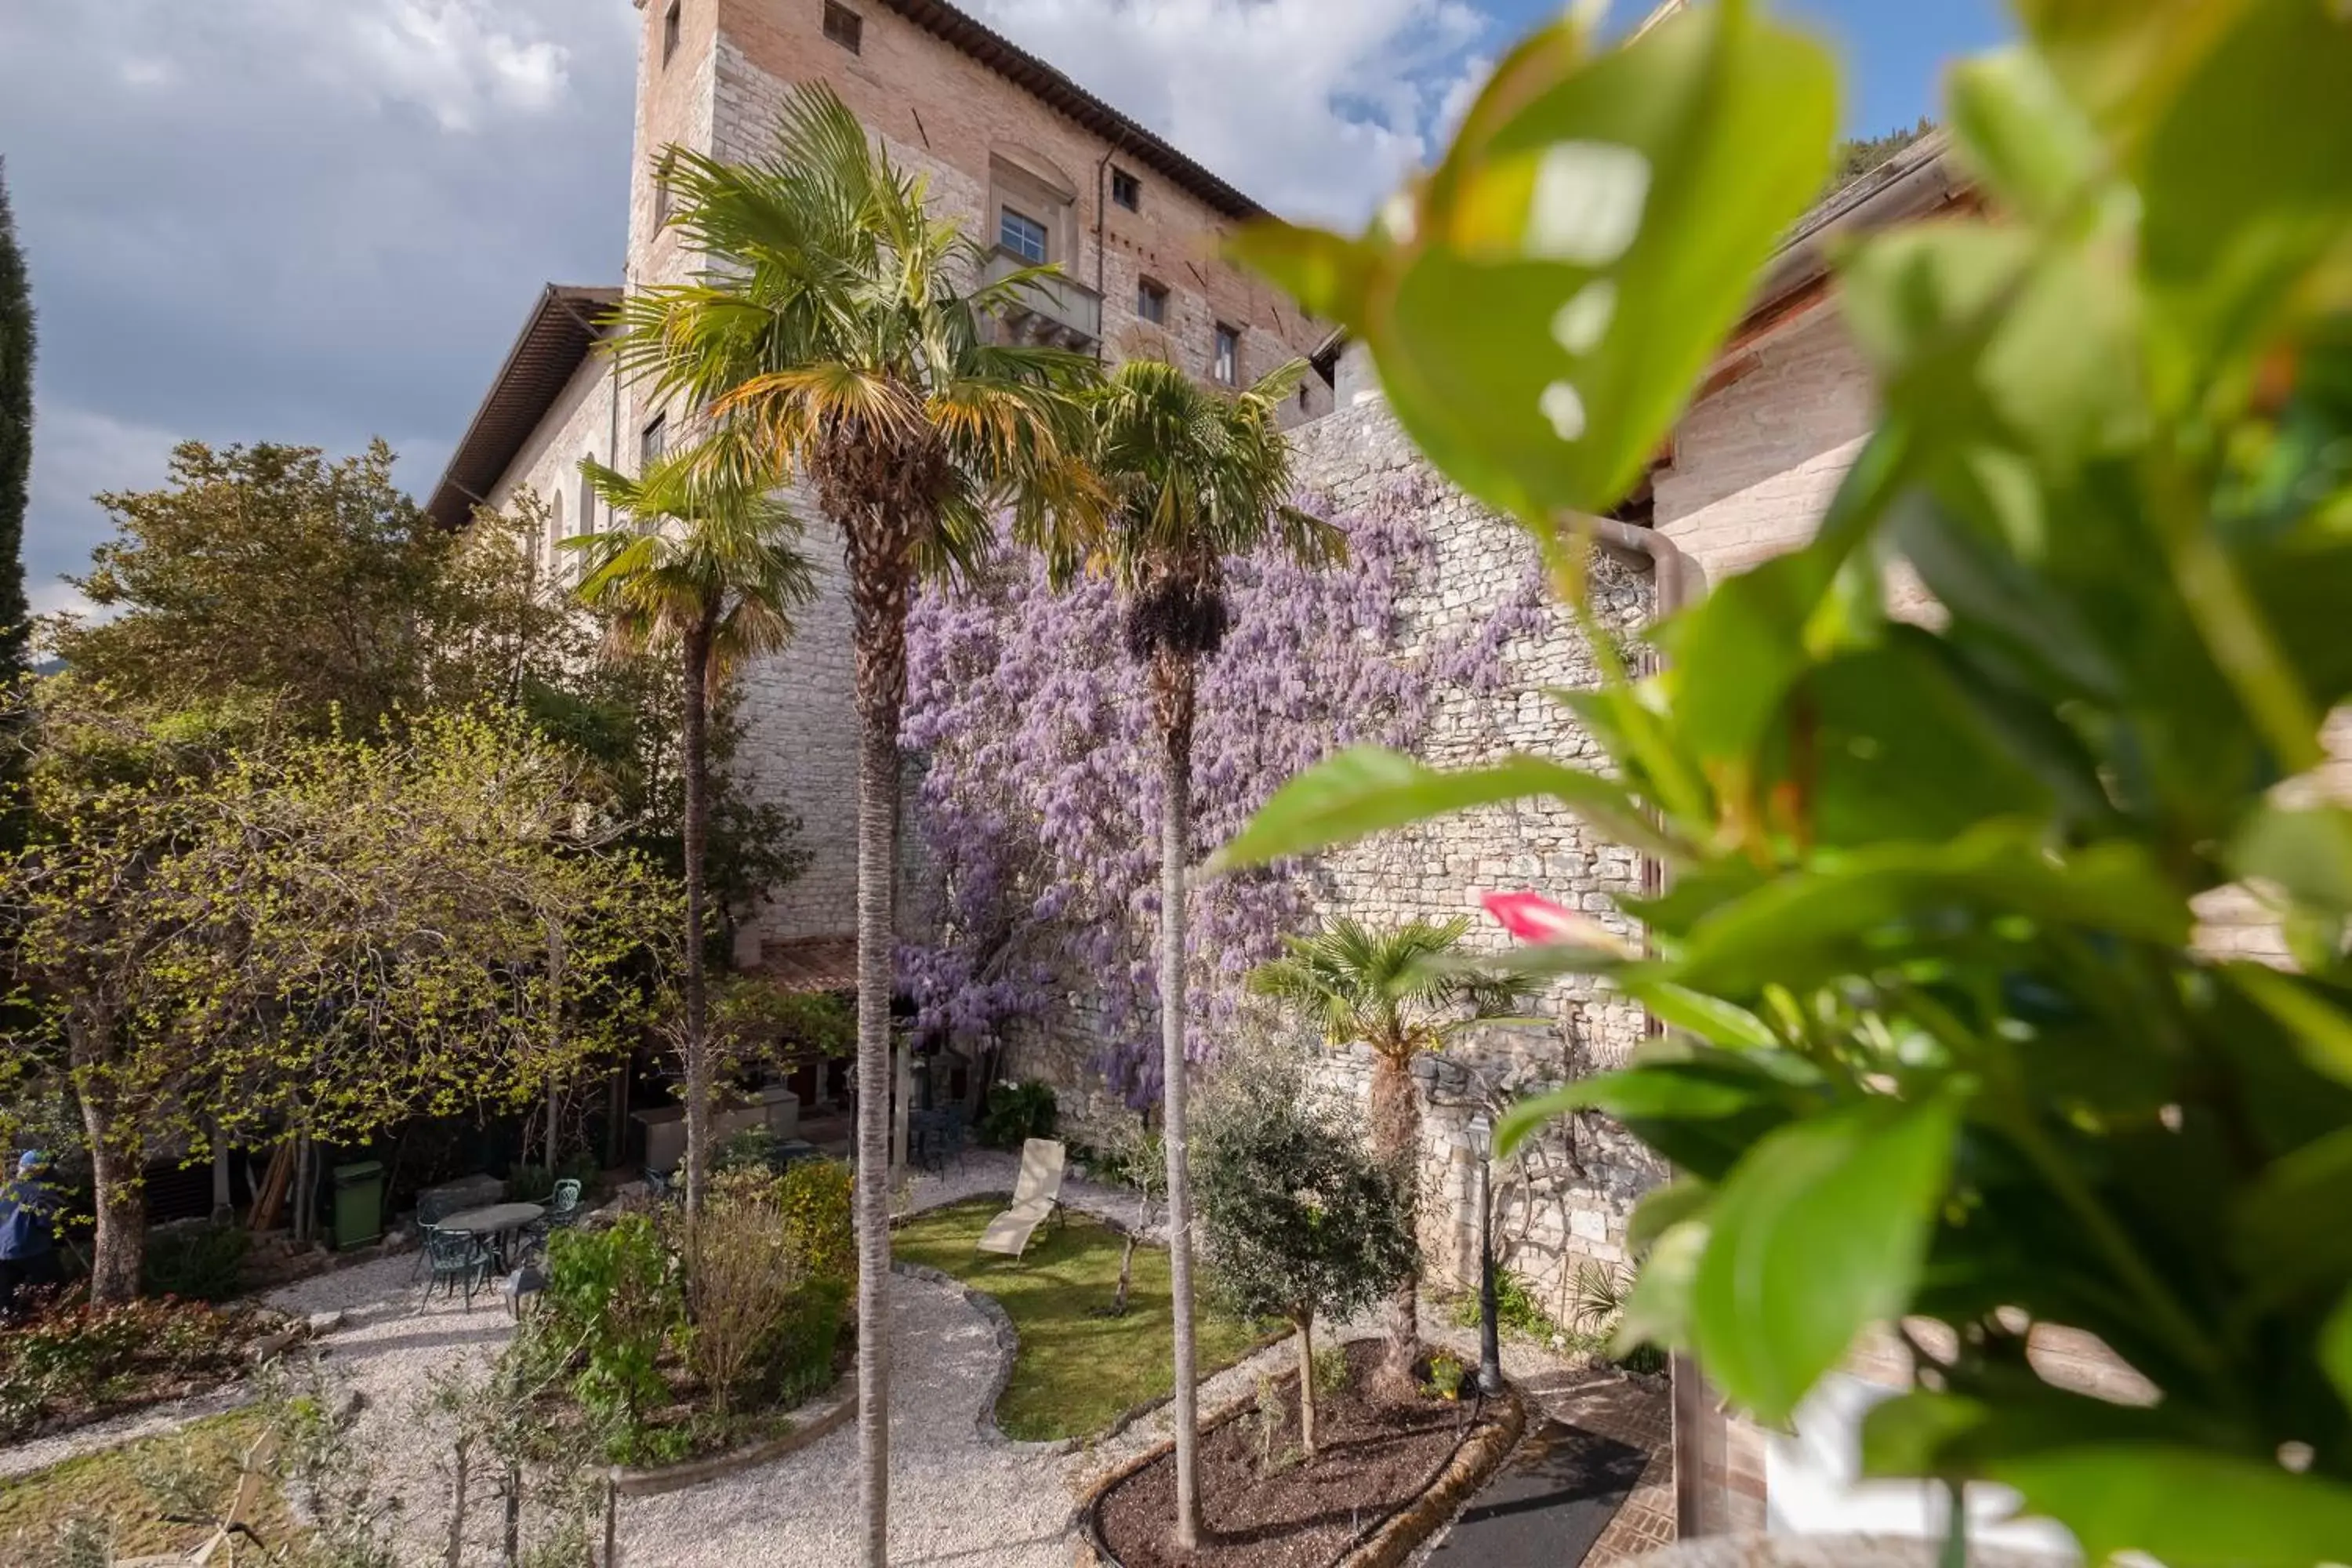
<box><xmin>1192</xmin><ymin>1044</ymin><xmax>1415</xmax><ymax>1458</ymax></box>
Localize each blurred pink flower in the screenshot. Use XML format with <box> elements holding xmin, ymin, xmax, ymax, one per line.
<box><xmin>1480</xmin><ymin>890</ymin><xmax>1620</xmax><ymax>950</ymax></box>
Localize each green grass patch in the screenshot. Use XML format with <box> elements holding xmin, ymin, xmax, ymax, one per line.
<box><xmin>892</xmin><ymin>1199</ymin><xmax>1270</xmax><ymax>1442</ymax></box>
<box><xmin>0</xmin><ymin>1409</ymin><xmax>298</xmax><ymax>1563</ymax></box>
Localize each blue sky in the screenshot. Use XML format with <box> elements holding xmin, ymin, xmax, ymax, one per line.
<box><xmin>1</xmin><ymin>0</ymin><xmax>2016</xmax><ymax>624</ymax></box>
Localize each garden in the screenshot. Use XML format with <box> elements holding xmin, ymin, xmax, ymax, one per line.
<box><xmin>5</xmin><ymin>2</ymin><xmax>2350</xmax><ymax>1566</ymax></box>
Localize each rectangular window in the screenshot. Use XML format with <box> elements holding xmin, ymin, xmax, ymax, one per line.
<box><xmin>662</xmin><ymin>0</ymin><xmax>682</xmax><ymax>64</ymax></box>
<box><xmin>1136</xmin><ymin>278</ymin><xmax>1167</xmax><ymax>325</ymax></box>
<box><xmin>654</xmin><ymin>166</ymin><xmax>673</xmax><ymax>228</ymax></box>
<box><xmin>822</xmin><ymin>1</ymin><xmax>863</xmax><ymax>53</ymax></box>
<box><xmin>1110</xmin><ymin>169</ymin><xmax>1141</xmax><ymax>212</ymax></box>
<box><xmin>640</xmin><ymin>414</ymin><xmax>667</xmax><ymax>473</ymax></box>
<box><xmin>579</xmin><ymin>466</ymin><xmax>597</xmax><ymax>536</ymax></box>
<box><xmin>999</xmin><ymin>207</ymin><xmax>1048</xmax><ymax>265</ymax></box>
<box><xmin>1213</xmin><ymin>323</ymin><xmax>1240</xmax><ymax>386</ymax></box>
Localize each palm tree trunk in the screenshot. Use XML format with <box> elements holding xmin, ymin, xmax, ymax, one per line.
<box><xmin>855</xmin><ymin>707</ymin><xmax>898</xmax><ymax>1567</ymax></box>
<box><xmin>1368</xmin><ymin>1046</ymin><xmax>1422</xmax><ymax>1394</ymax></box>
<box><xmin>681</xmin><ymin>626</ymin><xmax>714</xmax><ymax>1221</ymax></box>
<box><xmin>1157</xmin><ymin>659</ymin><xmax>1203</xmax><ymax>1550</ymax></box>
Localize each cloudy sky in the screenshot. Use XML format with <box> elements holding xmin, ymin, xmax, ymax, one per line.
<box><xmin>0</xmin><ymin>0</ymin><xmax>2002</xmax><ymax>620</ymax></box>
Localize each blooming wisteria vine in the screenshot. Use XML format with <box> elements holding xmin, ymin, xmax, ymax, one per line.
<box><xmin>898</xmin><ymin>477</ymin><xmax>1544</xmax><ymax>1104</ymax></box>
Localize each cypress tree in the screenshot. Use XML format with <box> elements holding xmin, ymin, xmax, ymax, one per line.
<box><xmin>0</xmin><ymin>160</ymin><xmax>31</xmax><ymax>680</ymax></box>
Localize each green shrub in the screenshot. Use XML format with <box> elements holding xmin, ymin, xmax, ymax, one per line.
<box><xmin>140</xmin><ymin>1221</ymin><xmax>250</xmax><ymax>1303</ymax></box>
<box><xmin>0</xmin><ymin>1299</ymin><xmax>255</xmax><ymax>1441</ymax></box>
<box><xmin>977</xmin><ymin>1081</ymin><xmax>1055</xmax><ymax>1149</ymax></box>
<box><xmin>543</xmin><ymin>1215</ymin><xmax>678</xmax><ymax>1458</ymax></box>
<box><xmin>1425</xmin><ymin>1352</ymin><xmax>1466</xmax><ymax>1401</ymax></box>
<box><xmin>775</xmin><ymin>1158</ymin><xmax>854</xmax><ymax>1286</ymax></box>
<box><xmin>713</xmin><ymin>1125</ymin><xmax>786</xmax><ymax>1175</ymax></box>
<box><xmin>759</xmin><ymin>1276</ymin><xmax>849</xmax><ymax>1406</ymax></box>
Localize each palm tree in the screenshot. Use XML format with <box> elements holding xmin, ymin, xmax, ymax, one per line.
<box><xmin>603</xmin><ymin>85</ymin><xmax>1103</xmax><ymax>1563</ymax></box>
<box><xmin>1089</xmin><ymin>355</ymin><xmax>1341</xmax><ymax>1548</ymax></box>
<box><xmin>568</xmin><ymin>438</ymin><xmax>815</xmax><ymax>1219</ymax></box>
<box><xmin>1250</xmin><ymin>916</ymin><xmax>1534</xmax><ymax>1395</ymax></box>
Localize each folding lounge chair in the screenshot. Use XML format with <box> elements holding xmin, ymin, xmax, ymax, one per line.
<box><xmin>975</xmin><ymin>1138</ymin><xmax>1065</xmax><ymax>1260</ymax></box>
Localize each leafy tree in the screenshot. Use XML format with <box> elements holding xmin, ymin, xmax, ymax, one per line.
<box><xmin>606</xmin><ymin>82</ymin><xmax>1102</xmax><ymax>1559</ymax></box>
<box><xmin>573</xmin><ymin>442</ymin><xmax>815</xmax><ymax>1218</ymax></box>
<box><xmin>0</xmin><ymin>690</ymin><xmax>676</xmax><ymax>1301</ymax></box>
<box><xmin>1828</xmin><ymin>116</ymin><xmax>1935</xmax><ymax>197</ymax></box>
<box><xmin>1085</xmin><ymin>353</ymin><xmax>1339</xmax><ymax>1541</ymax></box>
<box><xmin>1249</xmin><ymin>916</ymin><xmax>1532</xmax><ymax>1393</ymax></box>
<box><xmin>49</xmin><ymin>442</ymin><xmax>455</xmax><ymax>728</ymax></box>
<box><xmin>1193</xmin><ymin>1044</ymin><xmax>1415</xmax><ymax>1460</ymax></box>
<box><xmin>1229</xmin><ymin>1</ymin><xmax>2352</xmax><ymax>1559</ymax></box>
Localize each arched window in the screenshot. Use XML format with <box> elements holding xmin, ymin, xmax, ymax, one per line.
<box><xmin>579</xmin><ymin>459</ymin><xmax>598</xmax><ymax>537</ymax></box>
<box><xmin>548</xmin><ymin>491</ymin><xmax>564</xmax><ymax>577</ymax></box>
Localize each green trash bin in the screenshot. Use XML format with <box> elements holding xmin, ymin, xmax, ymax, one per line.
<box><xmin>330</xmin><ymin>1160</ymin><xmax>384</xmax><ymax>1251</ymax></box>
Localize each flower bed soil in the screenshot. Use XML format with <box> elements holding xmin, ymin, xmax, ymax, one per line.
<box><xmin>1093</xmin><ymin>1339</ymin><xmax>1511</xmax><ymax>1568</ymax></box>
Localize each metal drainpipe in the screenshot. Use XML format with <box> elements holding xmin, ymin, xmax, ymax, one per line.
<box><xmin>1093</xmin><ymin>135</ymin><xmax>1124</xmax><ymax>365</ymax></box>
<box><xmin>1570</xmin><ymin>511</ymin><xmax>1721</xmax><ymax>1538</ymax></box>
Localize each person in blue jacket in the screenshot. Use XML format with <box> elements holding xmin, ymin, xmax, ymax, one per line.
<box><xmin>0</xmin><ymin>1149</ymin><xmax>64</xmax><ymax>1319</ymax></box>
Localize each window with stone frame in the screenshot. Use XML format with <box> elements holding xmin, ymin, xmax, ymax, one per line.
<box><xmin>999</xmin><ymin>207</ymin><xmax>1049</xmax><ymax>266</ymax></box>
<box><xmin>640</xmin><ymin>414</ymin><xmax>667</xmax><ymax>474</ymax></box>
<box><xmin>662</xmin><ymin>0</ymin><xmax>682</xmax><ymax>64</ymax></box>
<box><xmin>1110</xmin><ymin>169</ymin><xmax>1142</xmax><ymax>212</ymax></box>
<box><xmin>1137</xmin><ymin>278</ymin><xmax>1168</xmax><ymax>326</ymax></box>
<box><xmin>1214</xmin><ymin>323</ymin><xmax>1241</xmax><ymax>386</ymax></box>
<box><xmin>578</xmin><ymin>459</ymin><xmax>597</xmax><ymax>539</ymax></box>
<box><xmin>822</xmin><ymin>1</ymin><xmax>863</xmax><ymax>54</ymax></box>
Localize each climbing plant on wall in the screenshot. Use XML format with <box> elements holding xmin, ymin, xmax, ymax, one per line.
<box><xmin>898</xmin><ymin>479</ymin><xmax>1543</xmax><ymax>1102</ymax></box>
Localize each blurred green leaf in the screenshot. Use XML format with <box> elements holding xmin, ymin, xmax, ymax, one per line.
<box><xmin>2323</xmin><ymin>1289</ymin><xmax>2352</xmax><ymax>1411</ymax></box>
<box><xmin>1208</xmin><ymin>745</ymin><xmax>1675</xmax><ymax>873</ymax></box>
<box><xmin>1615</xmin><ymin>1218</ymin><xmax>1704</xmax><ymax>1356</ymax></box>
<box><xmin>2230</xmin><ymin>805</ymin><xmax>2352</xmax><ymax>916</ymax></box>
<box><xmin>1239</xmin><ymin>1</ymin><xmax>1835</xmax><ymax>522</ymax></box>
<box><xmin>1693</xmin><ymin>1094</ymin><xmax>1960</xmax><ymax>1424</ymax></box>
<box><xmin>1617</xmin><ymin>980</ymin><xmax>1777</xmax><ymax>1049</ymax></box>
<box><xmin>1496</xmin><ymin>1051</ymin><xmax>1824</xmax><ymax>1181</ymax></box>
<box><xmin>1989</xmin><ymin>1446</ymin><xmax>2352</xmax><ymax>1566</ymax></box>
<box><xmin>1946</xmin><ymin>46</ymin><xmax>2106</xmax><ymax>227</ymax></box>
<box><xmin>1625</xmin><ymin>1178</ymin><xmax>1713</xmax><ymax>1255</ymax></box>
<box><xmin>1670</xmin><ymin>828</ymin><xmax>2188</xmax><ymax>998</ymax></box>
<box><xmin>2226</xmin><ymin>964</ymin><xmax>2352</xmax><ymax>1089</ymax></box>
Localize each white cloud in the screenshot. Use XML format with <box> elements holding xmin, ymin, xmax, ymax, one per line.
<box><xmin>21</xmin><ymin>405</ymin><xmax>183</xmax><ymax>624</ymax></box>
<box><xmin>961</xmin><ymin>0</ymin><xmax>1498</xmax><ymax>223</ymax></box>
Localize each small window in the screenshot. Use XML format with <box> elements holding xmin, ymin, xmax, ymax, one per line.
<box><xmin>640</xmin><ymin>415</ymin><xmax>667</xmax><ymax>473</ymax></box>
<box><xmin>999</xmin><ymin>207</ymin><xmax>1048</xmax><ymax>266</ymax></box>
<box><xmin>546</xmin><ymin>492</ymin><xmax>564</xmax><ymax>569</ymax></box>
<box><xmin>822</xmin><ymin>1</ymin><xmax>862</xmax><ymax>53</ymax></box>
<box><xmin>1110</xmin><ymin>169</ymin><xmax>1141</xmax><ymax>212</ymax></box>
<box><xmin>662</xmin><ymin>0</ymin><xmax>682</xmax><ymax>64</ymax></box>
<box><xmin>578</xmin><ymin>463</ymin><xmax>597</xmax><ymax>539</ymax></box>
<box><xmin>1213</xmin><ymin>323</ymin><xmax>1240</xmax><ymax>387</ymax></box>
<box><xmin>654</xmin><ymin>165</ymin><xmax>673</xmax><ymax>228</ymax></box>
<box><xmin>1136</xmin><ymin>278</ymin><xmax>1167</xmax><ymax>326</ymax></box>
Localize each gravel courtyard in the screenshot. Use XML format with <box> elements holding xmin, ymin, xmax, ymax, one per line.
<box><xmin>259</xmin><ymin>1152</ymin><xmax>1271</xmax><ymax>1566</ymax></box>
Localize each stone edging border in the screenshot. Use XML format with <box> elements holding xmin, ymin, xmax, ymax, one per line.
<box><xmin>608</xmin><ymin>1372</ymin><xmax>858</xmax><ymax>1498</ymax></box>
<box><xmin>1338</xmin><ymin>1385</ymin><xmax>1526</xmax><ymax>1568</ymax></box>
<box><xmin>1073</xmin><ymin>1367</ymin><xmax>1527</xmax><ymax>1568</ymax></box>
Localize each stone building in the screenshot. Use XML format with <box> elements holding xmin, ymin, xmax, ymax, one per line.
<box><xmin>430</xmin><ymin>0</ymin><xmax>1336</xmax><ymax>983</ymax></box>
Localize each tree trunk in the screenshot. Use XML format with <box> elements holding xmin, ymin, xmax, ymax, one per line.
<box><xmin>1294</xmin><ymin>1314</ymin><xmax>1318</xmax><ymax>1459</ymax></box>
<box><xmin>1110</xmin><ymin>1233</ymin><xmax>1137</xmax><ymax>1316</ymax></box>
<box><xmin>444</xmin><ymin>1438</ymin><xmax>470</xmax><ymax>1568</ymax></box>
<box><xmin>681</xmin><ymin>627</ymin><xmax>715</xmax><ymax>1221</ymax></box>
<box><xmin>1156</xmin><ymin>671</ymin><xmax>1203</xmax><ymax>1550</ymax></box>
<box><xmin>80</xmin><ymin>1093</ymin><xmax>146</xmax><ymax>1305</ymax></box>
<box><xmin>503</xmin><ymin>1461</ymin><xmax>521</xmax><ymax>1566</ymax></box>
<box><xmin>855</xmin><ymin>701</ymin><xmax>900</xmax><ymax>1568</ymax></box>
<box><xmin>1368</xmin><ymin>1045</ymin><xmax>1422</xmax><ymax>1396</ymax></box>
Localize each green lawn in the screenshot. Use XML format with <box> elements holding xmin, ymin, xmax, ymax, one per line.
<box><xmin>893</xmin><ymin>1199</ymin><xmax>1269</xmax><ymax>1442</ymax></box>
<box><xmin>0</xmin><ymin>1410</ymin><xmax>297</xmax><ymax>1563</ymax></box>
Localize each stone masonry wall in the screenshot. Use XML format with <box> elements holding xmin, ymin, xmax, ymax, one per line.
<box><xmin>999</xmin><ymin>383</ymin><xmax>1667</xmax><ymax>1326</ymax></box>
<box><xmin>1291</xmin><ymin>394</ymin><xmax>1664</xmax><ymax>1317</ymax></box>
